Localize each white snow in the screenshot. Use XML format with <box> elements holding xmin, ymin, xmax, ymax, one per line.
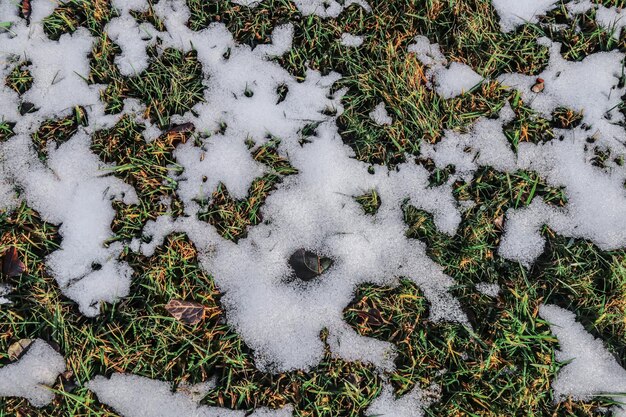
<box><xmin>3</xmin><ymin>0</ymin><xmax>626</xmax><ymax>414</ymax></box>
<box><xmin>498</xmin><ymin>39</ymin><xmax>626</xmax><ymax>147</ymax></box>
<box><xmin>433</xmin><ymin>62</ymin><xmax>484</xmax><ymax>98</ymax></box>
<box><xmin>408</xmin><ymin>37</ymin><xmax>483</xmax><ymax>98</ymax></box>
<box><xmin>369</xmin><ymin>102</ymin><xmax>392</xmax><ymax>125</ymax></box>
<box><xmin>365</xmin><ymin>383</ymin><xmax>439</xmax><ymax>417</ymax></box>
<box><xmin>475</xmin><ymin>282</ymin><xmax>501</xmax><ymax>297</ymax></box>
<box><xmin>539</xmin><ymin>304</ymin><xmax>626</xmax><ymax>416</ymax></box>
<box><xmin>340</xmin><ymin>33</ymin><xmax>364</xmax><ymax>47</ymax></box>
<box><xmin>596</xmin><ymin>5</ymin><xmax>626</xmax><ymax>40</ymax></box>
<box><xmin>0</xmin><ymin>339</ymin><xmax>66</xmax><ymax>407</ymax></box>
<box><xmin>491</xmin><ymin>0</ymin><xmax>559</xmax><ymax>32</ymax></box>
<box><xmin>88</xmin><ymin>373</ymin><xmax>294</xmax><ymax>417</ymax></box>
<box><xmin>230</xmin><ymin>0</ymin><xmax>371</xmax><ymax>18</ymax></box>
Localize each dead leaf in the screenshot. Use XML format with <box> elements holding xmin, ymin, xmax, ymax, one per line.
<box><xmin>2</xmin><ymin>247</ymin><xmax>27</xmax><ymax>278</ymax></box>
<box><xmin>494</xmin><ymin>214</ymin><xmax>504</xmax><ymax>230</ymax></box>
<box><xmin>164</xmin><ymin>299</ymin><xmax>206</xmax><ymax>325</ymax></box>
<box><xmin>8</xmin><ymin>338</ymin><xmax>33</xmax><ymax>361</ymax></box>
<box><xmin>288</xmin><ymin>249</ymin><xmax>333</xmax><ymax>282</ymax></box>
<box><xmin>166</xmin><ymin>122</ymin><xmax>195</xmax><ymax>134</ymax></box>
<box><xmin>21</xmin><ymin>0</ymin><xmax>31</xmax><ymax>25</ymax></box>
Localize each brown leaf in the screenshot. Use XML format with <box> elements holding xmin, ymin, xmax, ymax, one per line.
<box><xmin>166</xmin><ymin>122</ymin><xmax>195</xmax><ymax>134</ymax></box>
<box><xmin>494</xmin><ymin>214</ymin><xmax>504</xmax><ymax>230</ymax></box>
<box><xmin>8</xmin><ymin>338</ymin><xmax>33</xmax><ymax>361</ymax></box>
<box><xmin>2</xmin><ymin>247</ymin><xmax>27</xmax><ymax>278</ymax></box>
<box><xmin>531</xmin><ymin>78</ymin><xmax>544</xmax><ymax>93</ymax></box>
<box><xmin>21</xmin><ymin>0</ymin><xmax>32</xmax><ymax>25</ymax></box>
<box><xmin>164</xmin><ymin>299</ymin><xmax>206</xmax><ymax>325</ymax></box>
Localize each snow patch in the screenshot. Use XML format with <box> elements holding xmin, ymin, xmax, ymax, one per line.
<box><xmin>540</xmin><ymin>304</ymin><xmax>626</xmax><ymax>416</ymax></box>
<box><xmin>0</xmin><ymin>339</ymin><xmax>65</xmax><ymax>407</ymax></box>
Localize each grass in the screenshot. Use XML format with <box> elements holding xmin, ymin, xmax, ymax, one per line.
<box><xmin>1</xmin><ymin>0</ymin><xmax>626</xmax><ymax>416</ymax></box>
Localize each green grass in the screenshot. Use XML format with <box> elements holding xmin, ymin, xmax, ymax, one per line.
<box><xmin>1</xmin><ymin>0</ymin><xmax>626</xmax><ymax>416</ymax></box>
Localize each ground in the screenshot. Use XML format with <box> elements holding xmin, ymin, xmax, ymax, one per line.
<box><xmin>1</xmin><ymin>0</ymin><xmax>626</xmax><ymax>416</ymax></box>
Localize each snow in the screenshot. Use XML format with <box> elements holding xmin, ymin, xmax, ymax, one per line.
<box><xmin>0</xmin><ymin>284</ymin><xmax>11</xmax><ymax>304</ymax></box>
<box><xmin>369</xmin><ymin>102</ymin><xmax>392</xmax><ymax>125</ymax></box>
<box><xmin>88</xmin><ymin>373</ymin><xmax>294</xmax><ymax>417</ymax></box>
<box><xmin>596</xmin><ymin>5</ymin><xmax>626</xmax><ymax>40</ymax></box>
<box><xmin>141</xmin><ymin>123</ymin><xmax>466</xmax><ymax>372</ymax></box>
<box><xmin>230</xmin><ymin>0</ymin><xmax>371</xmax><ymax>18</ymax></box>
<box><xmin>433</xmin><ymin>62</ymin><xmax>484</xmax><ymax>98</ymax></box>
<box><xmin>539</xmin><ymin>305</ymin><xmax>626</xmax><ymax>416</ymax></box>
<box><xmin>340</xmin><ymin>33</ymin><xmax>364</xmax><ymax>47</ymax></box>
<box><xmin>408</xmin><ymin>37</ymin><xmax>483</xmax><ymax>98</ymax></box>
<box><xmin>365</xmin><ymin>383</ymin><xmax>439</xmax><ymax>417</ymax></box>
<box><xmin>105</xmin><ymin>15</ymin><xmax>156</xmax><ymax>76</ymax></box>
<box><xmin>498</xmin><ymin>39</ymin><xmax>626</xmax><ymax>147</ymax></box>
<box><xmin>475</xmin><ymin>282</ymin><xmax>501</xmax><ymax>297</ymax></box>
<box><xmin>491</xmin><ymin>0</ymin><xmax>559</xmax><ymax>32</ymax></box>
<box><xmin>0</xmin><ymin>339</ymin><xmax>66</xmax><ymax>407</ymax></box>
<box><xmin>3</xmin><ymin>0</ymin><xmax>626</xmax><ymax>413</ymax></box>
<box><xmin>2</xmin><ymin>131</ymin><xmax>137</xmax><ymax>316</ymax></box>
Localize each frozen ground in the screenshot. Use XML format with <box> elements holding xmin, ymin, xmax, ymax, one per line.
<box><xmin>1</xmin><ymin>0</ymin><xmax>626</xmax><ymax>416</ymax></box>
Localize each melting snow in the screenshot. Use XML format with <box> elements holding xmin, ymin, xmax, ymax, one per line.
<box><xmin>540</xmin><ymin>304</ymin><xmax>626</xmax><ymax>416</ymax></box>
<box><xmin>2</xmin><ymin>0</ymin><xmax>626</xmax><ymax>414</ymax></box>
<box><xmin>491</xmin><ymin>0</ymin><xmax>559</xmax><ymax>32</ymax></box>
<box><xmin>340</xmin><ymin>33</ymin><xmax>364</xmax><ymax>47</ymax></box>
<box><xmin>369</xmin><ymin>102</ymin><xmax>393</xmax><ymax>125</ymax></box>
<box><xmin>88</xmin><ymin>373</ymin><xmax>294</xmax><ymax>417</ymax></box>
<box><xmin>408</xmin><ymin>36</ymin><xmax>483</xmax><ymax>98</ymax></box>
<box><xmin>0</xmin><ymin>339</ymin><xmax>65</xmax><ymax>407</ymax></box>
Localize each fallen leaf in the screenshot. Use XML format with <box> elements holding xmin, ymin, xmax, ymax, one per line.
<box><xmin>21</xmin><ymin>0</ymin><xmax>31</xmax><ymax>25</ymax></box>
<box><xmin>288</xmin><ymin>249</ymin><xmax>333</xmax><ymax>282</ymax></box>
<box><xmin>8</xmin><ymin>338</ymin><xmax>33</xmax><ymax>361</ymax></box>
<box><xmin>531</xmin><ymin>78</ymin><xmax>544</xmax><ymax>93</ymax></box>
<box><xmin>166</xmin><ymin>122</ymin><xmax>195</xmax><ymax>134</ymax></box>
<box><xmin>2</xmin><ymin>247</ymin><xmax>27</xmax><ymax>278</ymax></box>
<box><xmin>164</xmin><ymin>299</ymin><xmax>206</xmax><ymax>325</ymax></box>
<box><xmin>494</xmin><ymin>214</ymin><xmax>504</xmax><ymax>230</ymax></box>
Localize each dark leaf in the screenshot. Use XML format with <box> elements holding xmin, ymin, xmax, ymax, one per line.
<box><xmin>21</xmin><ymin>0</ymin><xmax>31</xmax><ymax>25</ymax></box>
<box><xmin>2</xmin><ymin>247</ymin><xmax>27</xmax><ymax>278</ymax></box>
<box><xmin>289</xmin><ymin>249</ymin><xmax>333</xmax><ymax>282</ymax></box>
<box><xmin>166</xmin><ymin>122</ymin><xmax>195</xmax><ymax>134</ymax></box>
<box><xmin>164</xmin><ymin>299</ymin><xmax>206</xmax><ymax>325</ymax></box>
